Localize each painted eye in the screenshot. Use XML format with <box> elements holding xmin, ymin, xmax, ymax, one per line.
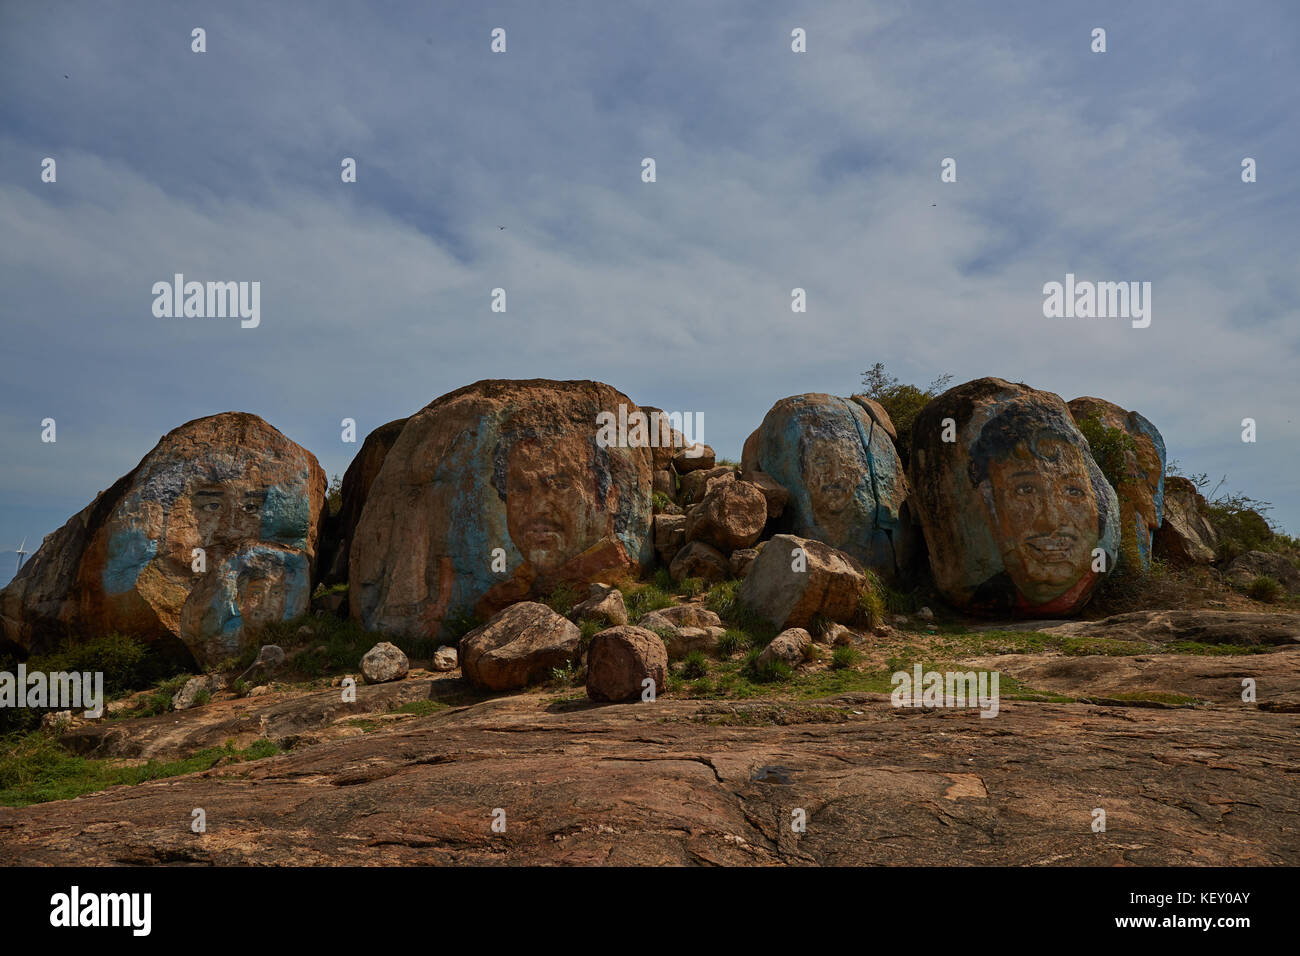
<box><xmin>1016</xmin><ymin>483</ymin><xmax>1035</xmax><ymax>495</ymax></box>
<box><xmin>201</xmin><ymin>502</ymin><xmax>221</xmax><ymax>512</ymax></box>
<box><xmin>1066</xmin><ymin>486</ymin><xmax>1085</xmax><ymax>498</ymax></box>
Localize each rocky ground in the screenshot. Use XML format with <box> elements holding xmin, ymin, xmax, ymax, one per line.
<box><xmin>2</xmin><ymin>608</ymin><xmax>1296</xmax><ymax>866</ymax></box>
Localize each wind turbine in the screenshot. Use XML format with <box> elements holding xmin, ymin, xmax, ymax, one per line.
<box><xmin>13</xmin><ymin>537</ymin><xmax>28</xmax><ymax>575</ymax></box>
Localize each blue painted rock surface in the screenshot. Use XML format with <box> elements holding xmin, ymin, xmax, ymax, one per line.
<box><xmin>748</xmin><ymin>393</ymin><xmax>907</xmax><ymax>574</ymax></box>
<box><xmin>1068</xmin><ymin>396</ymin><xmax>1166</xmax><ymax>571</ymax></box>
<box><xmin>349</xmin><ymin>380</ymin><xmax>654</xmax><ymax>641</ymax></box>
<box><xmin>0</xmin><ymin>413</ymin><xmax>326</xmax><ymax>666</ymax></box>
<box><xmin>910</xmin><ymin>378</ymin><xmax>1120</xmax><ymax>616</ymax></box>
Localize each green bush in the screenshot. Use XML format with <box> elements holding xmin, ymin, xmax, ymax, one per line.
<box><xmin>715</xmin><ymin>629</ymin><xmax>745</xmax><ymax>657</ymax></box>
<box><xmin>1075</xmin><ymin>412</ymin><xmax>1137</xmax><ymax>494</ymax></box>
<box><xmin>831</xmin><ymin>646</ymin><xmax>859</xmax><ymax>670</ymax></box>
<box><xmin>680</xmin><ymin>650</ymin><xmax>709</xmax><ymax>680</ymax></box>
<box><xmin>1246</xmin><ymin>575</ymin><xmax>1282</xmax><ymax>603</ymax></box>
<box><xmin>859</xmin><ymin>363</ymin><xmax>953</xmax><ymax>466</ymax></box>
<box><xmin>705</xmin><ymin>579</ymin><xmax>740</xmax><ymax>618</ymax></box>
<box><xmin>741</xmin><ymin>649</ymin><xmax>791</xmax><ymax>684</ymax></box>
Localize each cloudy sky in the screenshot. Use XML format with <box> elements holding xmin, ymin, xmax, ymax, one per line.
<box><xmin>1</xmin><ymin>0</ymin><xmax>1297</xmax><ymax>586</ymax></box>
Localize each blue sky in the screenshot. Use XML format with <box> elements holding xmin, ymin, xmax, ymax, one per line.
<box><xmin>2</xmin><ymin>0</ymin><xmax>1297</xmax><ymax>586</ymax></box>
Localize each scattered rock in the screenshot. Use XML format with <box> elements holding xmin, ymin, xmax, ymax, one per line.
<box><xmin>248</xmin><ymin>685</ymin><xmax>272</xmax><ymax>697</ymax></box>
<box><xmin>739</xmin><ymin>472</ymin><xmax>789</xmax><ymax>520</ymax></box>
<box><xmin>1154</xmin><ymin>476</ymin><xmax>1218</xmax><ymax>565</ymax></box>
<box><xmin>459</xmin><ymin>602</ymin><xmax>582</xmax><ymax>691</ymax></box>
<box><xmin>737</xmin><ymin>534</ymin><xmax>866</xmax><ymax>630</ymax></box>
<box><xmin>673</xmin><ymin>444</ymin><xmax>716</xmax><ymax>473</ymax></box>
<box><xmin>684</xmin><ymin>480</ymin><xmax>767</xmax><ymax>553</ymax></box>
<box><xmin>669</xmin><ymin>541</ymin><xmax>730</xmax><ymax>584</ymax></box>
<box><xmin>1226</xmin><ymin>551</ymin><xmax>1300</xmax><ymax>594</ymax></box>
<box><xmin>757</xmin><ymin>628</ymin><xmax>812</xmax><ymax>668</ymax></box>
<box><xmin>586</xmin><ymin>626</ymin><xmax>669</xmax><ymax>702</ymax></box>
<box><xmin>653</xmin><ymin>514</ymin><xmax>687</xmax><ymax>565</ymax></box>
<box><xmin>173</xmin><ymin>675</ymin><xmax>226</xmax><ymax>711</ymax></box>
<box><xmin>361</xmin><ymin>642</ymin><xmax>410</xmax><ymax>684</ymax></box>
<box><xmin>638</xmin><ymin>605</ymin><xmax>723</xmax><ymax>631</ymax></box>
<box><xmin>664</xmin><ymin>626</ymin><xmax>720</xmax><ymax>660</ymax></box>
<box><xmin>916</xmin><ymin>607</ymin><xmax>934</xmax><ymax>623</ymax></box>
<box><xmin>678</xmin><ymin>466</ymin><xmax>733</xmax><ymax>506</ymax></box>
<box><xmin>432</xmin><ymin>646</ymin><xmax>459</xmax><ymax>672</ymax></box>
<box><xmin>255</xmin><ymin>645</ymin><xmax>286</xmax><ymax>669</ymax></box>
<box><xmin>729</xmin><ymin>548</ymin><xmax>759</xmax><ymax>579</ymax></box>
<box><xmin>569</xmin><ymin>583</ymin><xmax>629</xmax><ymax>627</ymax></box>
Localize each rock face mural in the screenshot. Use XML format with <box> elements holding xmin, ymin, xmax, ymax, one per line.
<box><xmin>1067</xmin><ymin>396</ymin><xmax>1166</xmax><ymax>570</ymax></box>
<box><xmin>349</xmin><ymin>380</ymin><xmax>654</xmax><ymax>640</ymax></box>
<box><xmin>910</xmin><ymin>379</ymin><xmax>1119</xmax><ymax>616</ymax></box>
<box><xmin>747</xmin><ymin>393</ymin><xmax>907</xmax><ymax>573</ymax></box>
<box><xmin>0</xmin><ymin>413</ymin><xmax>326</xmax><ymax>666</ymax></box>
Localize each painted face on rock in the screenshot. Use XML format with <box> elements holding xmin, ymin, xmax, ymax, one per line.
<box><xmin>982</xmin><ymin>437</ymin><xmax>1099</xmax><ymax>604</ymax></box>
<box><xmin>192</xmin><ymin>483</ymin><xmax>267</xmax><ymax>554</ymax></box>
<box><xmin>504</xmin><ymin>434</ymin><xmax>605</xmax><ymax>576</ymax></box>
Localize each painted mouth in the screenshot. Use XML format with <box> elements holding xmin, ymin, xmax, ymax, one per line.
<box><xmin>1024</xmin><ymin>535</ymin><xmax>1078</xmax><ymax>562</ymax></box>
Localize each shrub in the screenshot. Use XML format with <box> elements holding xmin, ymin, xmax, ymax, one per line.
<box><xmin>1075</xmin><ymin>412</ymin><xmax>1137</xmax><ymax>494</ymax></box>
<box><xmin>741</xmin><ymin>650</ymin><xmax>791</xmax><ymax>684</ymax></box>
<box><xmin>543</xmin><ymin>583</ymin><xmax>580</xmax><ymax>615</ymax></box>
<box><xmin>859</xmin><ymin>363</ymin><xmax>953</xmax><ymax>466</ymax></box>
<box><xmin>715</xmin><ymin>630</ymin><xmax>745</xmax><ymax>657</ymax></box>
<box><xmin>678</xmin><ymin>576</ymin><xmax>705</xmax><ymax>598</ymax></box>
<box><xmin>622</xmin><ymin>582</ymin><xmax>675</xmax><ymax>621</ymax></box>
<box><xmin>831</xmin><ymin>646</ymin><xmax>859</xmax><ymax>670</ymax></box>
<box><xmin>651</xmin><ymin>491</ymin><xmax>675</xmax><ymax>512</ymax></box>
<box><xmin>1246</xmin><ymin>575</ymin><xmax>1282</xmax><ymax>603</ymax></box>
<box><xmin>705</xmin><ymin>579</ymin><xmax>740</xmax><ymax>618</ymax></box>
<box><xmin>680</xmin><ymin>650</ymin><xmax>709</xmax><ymax>680</ymax></box>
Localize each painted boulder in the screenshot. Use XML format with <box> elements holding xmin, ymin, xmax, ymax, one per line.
<box><xmin>318</xmin><ymin>416</ymin><xmax>409</xmax><ymax>586</ymax></box>
<box><xmin>1067</xmin><ymin>397</ymin><xmax>1166</xmax><ymax>570</ymax></box>
<box><xmin>748</xmin><ymin>393</ymin><xmax>907</xmax><ymax>573</ymax></box>
<box><xmin>0</xmin><ymin>413</ymin><xmax>326</xmax><ymax>666</ymax></box>
<box><xmin>910</xmin><ymin>378</ymin><xmax>1119</xmax><ymax>616</ymax></box>
<box><xmin>349</xmin><ymin>379</ymin><xmax>654</xmax><ymax>641</ymax></box>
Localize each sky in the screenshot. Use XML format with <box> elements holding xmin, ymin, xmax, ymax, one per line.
<box><xmin>1</xmin><ymin>0</ymin><xmax>1297</xmax><ymax>586</ymax></box>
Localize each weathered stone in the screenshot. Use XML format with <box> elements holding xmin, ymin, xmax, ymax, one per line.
<box><xmin>678</xmin><ymin>466</ymin><xmax>734</xmax><ymax>506</ymax></box>
<box><xmin>749</xmin><ymin>393</ymin><xmax>907</xmax><ymax>573</ymax></box>
<box><xmin>350</xmin><ymin>380</ymin><xmax>653</xmax><ymax>641</ymax></box>
<box><xmin>652</xmin><ymin>469</ymin><xmax>677</xmax><ymax>501</ymax></box>
<box><xmin>459</xmin><ymin>602</ymin><xmax>582</xmax><ymax>691</ymax></box>
<box><xmin>318</xmin><ymin>417</ymin><xmax>408</xmax><ymax>585</ymax></box>
<box><xmin>673</xmin><ymin>444</ymin><xmax>716</xmax><ymax>473</ymax></box>
<box><xmin>586</xmin><ymin>626</ymin><xmax>669</xmax><ymax>702</ymax></box>
<box><xmin>173</xmin><ymin>674</ymin><xmax>226</xmax><ymax>711</ymax></box>
<box><xmin>361</xmin><ymin>641</ymin><xmax>410</xmax><ymax>684</ymax></box>
<box><xmin>653</xmin><ymin>514</ymin><xmax>687</xmax><ymax>565</ymax></box>
<box><xmin>684</xmin><ymin>480</ymin><xmax>767</xmax><ymax>553</ymax></box>
<box><xmin>432</xmin><ymin>646</ymin><xmax>459</xmax><ymax>671</ymax></box>
<box><xmin>1154</xmin><ymin>476</ymin><xmax>1218</xmax><ymax>565</ymax></box>
<box><xmin>0</xmin><ymin>413</ymin><xmax>326</xmax><ymax>668</ymax></box>
<box><xmin>1226</xmin><ymin>551</ymin><xmax>1300</xmax><ymax>594</ymax></box>
<box><xmin>911</xmin><ymin>378</ymin><xmax>1120</xmax><ymax>617</ymax></box>
<box><xmin>638</xmin><ymin>605</ymin><xmax>723</xmax><ymax>631</ymax></box>
<box><xmin>740</xmin><ymin>472</ymin><xmax>789</xmax><ymax>519</ymax></box>
<box><xmin>569</xmin><ymin>583</ymin><xmax>629</xmax><ymax>627</ymax></box>
<box><xmin>757</xmin><ymin>628</ymin><xmax>812</xmax><ymax>668</ymax></box>
<box><xmin>825</xmin><ymin>623</ymin><xmax>854</xmax><ymax>646</ymax></box>
<box><xmin>669</xmin><ymin>541</ymin><xmax>730</xmax><ymax>584</ymax></box>
<box><xmin>254</xmin><ymin>645</ymin><xmax>286</xmax><ymax>670</ymax></box>
<box><xmin>1068</xmin><ymin>396</ymin><xmax>1166</xmax><ymax>570</ymax></box>
<box><xmin>729</xmin><ymin>548</ymin><xmax>759</xmax><ymax>579</ymax></box>
<box><xmin>916</xmin><ymin>607</ymin><xmax>934</xmax><ymax>623</ymax></box>
<box><xmin>740</xmin><ymin>428</ymin><xmax>762</xmax><ymax>474</ymax></box>
<box><xmin>664</xmin><ymin>626</ymin><xmax>722</xmax><ymax>659</ymax></box>
<box><xmin>849</xmin><ymin>395</ymin><xmax>898</xmax><ymax>442</ymax></box>
<box><xmin>737</xmin><ymin>534</ymin><xmax>866</xmax><ymax>630</ymax></box>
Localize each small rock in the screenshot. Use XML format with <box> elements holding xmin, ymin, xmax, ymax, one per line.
<box><xmin>249</xmin><ymin>685</ymin><xmax>272</xmax><ymax>697</ymax></box>
<box><xmin>254</xmin><ymin>644</ymin><xmax>286</xmax><ymax>669</ymax></box>
<box><xmin>569</xmin><ymin>583</ymin><xmax>629</xmax><ymax>627</ymax></box>
<box><xmin>172</xmin><ymin>675</ymin><xmax>219</xmax><ymax>711</ymax></box>
<box><xmin>361</xmin><ymin>641</ymin><xmax>410</xmax><ymax>684</ymax></box>
<box><xmin>916</xmin><ymin>607</ymin><xmax>934</xmax><ymax>623</ymax></box>
<box><xmin>432</xmin><ymin>646</ymin><xmax>459</xmax><ymax>671</ymax></box>
<box><xmin>757</xmin><ymin>628</ymin><xmax>812</xmax><ymax>668</ymax></box>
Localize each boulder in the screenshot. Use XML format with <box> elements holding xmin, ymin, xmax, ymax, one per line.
<box><xmin>683</xmin><ymin>480</ymin><xmax>767</xmax><ymax>553</ymax></box>
<box><xmin>653</xmin><ymin>514</ymin><xmax>687</xmax><ymax>565</ymax></box>
<box><xmin>849</xmin><ymin>395</ymin><xmax>898</xmax><ymax>442</ymax></box>
<box><xmin>668</xmin><ymin>541</ymin><xmax>730</xmax><ymax>584</ymax></box>
<box><xmin>318</xmin><ymin>417</ymin><xmax>408</xmax><ymax>585</ymax></box>
<box><xmin>910</xmin><ymin>378</ymin><xmax>1120</xmax><ymax>616</ymax></box>
<box><xmin>678</xmin><ymin>466</ymin><xmax>734</xmax><ymax>506</ymax></box>
<box><xmin>637</xmin><ymin>605</ymin><xmax>723</xmax><ymax>631</ymax></box>
<box><xmin>569</xmin><ymin>583</ymin><xmax>629</xmax><ymax>627</ymax></box>
<box><xmin>673</xmin><ymin>444</ymin><xmax>716</xmax><ymax>473</ymax></box>
<box><xmin>459</xmin><ymin>602</ymin><xmax>582</xmax><ymax>691</ymax></box>
<box><xmin>432</xmin><ymin>646</ymin><xmax>459</xmax><ymax>671</ymax></box>
<box><xmin>253</xmin><ymin>644</ymin><xmax>286</xmax><ymax>670</ymax></box>
<box><xmin>748</xmin><ymin>393</ymin><xmax>908</xmax><ymax>574</ymax></box>
<box><xmin>350</xmin><ymin>380</ymin><xmax>654</xmax><ymax>641</ymax></box>
<box><xmin>737</xmin><ymin>534</ymin><xmax>866</xmax><ymax>630</ymax></box>
<box><xmin>740</xmin><ymin>472</ymin><xmax>789</xmax><ymax>519</ymax></box>
<box><xmin>729</xmin><ymin>548</ymin><xmax>759</xmax><ymax>579</ymax></box>
<box><xmin>172</xmin><ymin>674</ymin><xmax>226</xmax><ymax>711</ymax></box>
<box><xmin>1154</xmin><ymin>476</ymin><xmax>1217</xmax><ymax>565</ymax></box>
<box><xmin>652</xmin><ymin>469</ymin><xmax>677</xmax><ymax>501</ymax></box>
<box><xmin>757</xmin><ymin>628</ymin><xmax>812</xmax><ymax>668</ymax></box>
<box><xmin>639</xmin><ymin>406</ymin><xmax>695</xmax><ymax>472</ymax></box>
<box><xmin>361</xmin><ymin>641</ymin><xmax>410</xmax><ymax>684</ymax></box>
<box><xmin>1226</xmin><ymin>551</ymin><xmax>1300</xmax><ymax>594</ymax></box>
<box><xmin>665</xmin><ymin>626</ymin><xmax>721</xmax><ymax>659</ymax></box>
<box><xmin>740</xmin><ymin>428</ymin><xmax>762</xmax><ymax>474</ymax></box>
<box><xmin>585</xmin><ymin>626</ymin><xmax>669</xmax><ymax>702</ymax></box>
<box><xmin>0</xmin><ymin>413</ymin><xmax>326</xmax><ymax>668</ymax></box>
<box><xmin>1068</xmin><ymin>396</ymin><xmax>1166</xmax><ymax>570</ymax></box>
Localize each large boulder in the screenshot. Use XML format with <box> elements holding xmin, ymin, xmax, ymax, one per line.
<box><xmin>757</xmin><ymin>627</ymin><xmax>812</xmax><ymax>668</ymax></box>
<box><xmin>668</xmin><ymin>541</ymin><xmax>729</xmax><ymax>584</ymax></box>
<box><xmin>747</xmin><ymin>393</ymin><xmax>908</xmax><ymax>574</ymax></box>
<box><xmin>585</xmin><ymin>626</ymin><xmax>669</xmax><ymax>702</ymax></box>
<box><xmin>684</xmin><ymin>480</ymin><xmax>767</xmax><ymax>553</ymax></box>
<box><xmin>1154</xmin><ymin>476</ymin><xmax>1217</xmax><ymax>565</ymax></box>
<box><xmin>569</xmin><ymin>583</ymin><xmax>629</xmax><ymax>627</ymax></box>
<box><xmin>1068</xmin><ymin>396</ymin><xmax>1166</xmax><ymax>570</ymax></box>
<box><xmin>737</xmin><ymin>534</ymin><xmax>866</xmax><ymax>630</ymax></box>
<box><xmin>318</xmin><ymin>417</ymin><xmax>408</xmax><ymax>586</ymax></box>
<box><xmin>459</xmin><ymin>602</ymin><xmax>582</xmax><ymax>691</ymax></box>
<box><xmin>0</xmin><ymin>413</ymin><xmax>326</xmax><ymax>668</ymax></box>
<box><xmin>350</xmin><ymin>380</ymin><xmax>654</xmax><ymax>641</ymax></box>
<box><xmin>911</xmin><ymin>378</ymin><xmax>1120</xmax><ymax>616</ymax></box>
